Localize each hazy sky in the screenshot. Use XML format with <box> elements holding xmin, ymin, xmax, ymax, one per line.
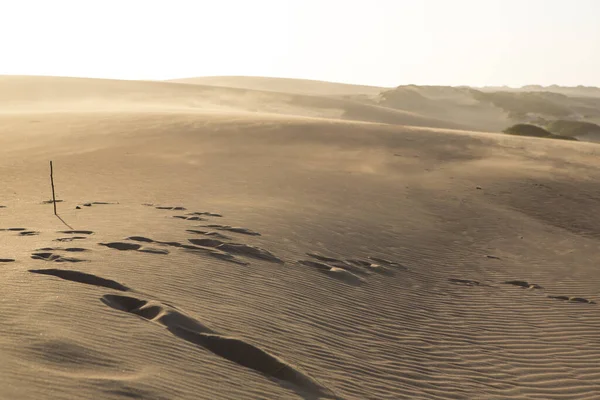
<box><xmin>1</xmin><ymin>0</ymin><xmax>598</xmax><ymax>87</ymax></box>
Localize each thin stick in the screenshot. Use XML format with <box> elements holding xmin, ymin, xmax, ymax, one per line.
<box><xmin>50</xmin><ymin>161</ymin><xmax>57</xmax><ymax>215</ymax></box>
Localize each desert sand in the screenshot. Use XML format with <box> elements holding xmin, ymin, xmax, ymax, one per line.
<box><xmin>1</xmin><ymin>76</ymin><xmax>600</xmax><ymax>400</ymax></box>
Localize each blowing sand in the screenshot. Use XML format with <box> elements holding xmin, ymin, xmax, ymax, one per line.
<box><xmin>1</xmin><ymin>76</ymin><xmax>600</xmax><ymax>400</ymax></box>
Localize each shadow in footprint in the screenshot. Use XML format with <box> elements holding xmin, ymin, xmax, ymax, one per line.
<box><xmin>187</xmin><ymin>230</ymin><xmax>231</xmax><ymax>240</ymax></box>
<box><xmin>0</xmin><ymin>259</ymin><xmax>15</xmax><ymax>263</ymax></box>
<box><xmin>31</xmin><ymin>252</ymin><xmax>87</xmax><ymax>263</ymax></box>
<box><xmin>307</xmin><ymin>253</ymin><xmax>343</xmax><ymax>264</ymax></box>
<box><xmin>30</xmin><ymin>269</ymin><xmax>130</xmax><ymax>291</ymax></box>
<box><xmin>42</xmin><ymin>199</ymin><xmax>64</xmax><ymax>204</ymax></box>
<box><xmin>125</xmin><ymin>237</ymin><xmax>246</xmax><ymax>264</ymax></box>
<box><xmin>548</xmin><ymin>295</ymin><xmax>596</xmax><ymax>304</ymax></box>
<box><xmin>187</xmin><ymin>212</ymin><xmax>223</xmax><ymax>218</ymax></box>
<box><xmin>127</xmin><ymin>236</ymin><xmax>155</xmax><ymax>243</ymax></box>
<box><xmin>101</xmin><ymin>295</ymin><xmax>336</xmax><ymax>399</ymax></box>
<box><xmin>174</xmin><ymin>216</ymin><xmax>207</xmax><ymax>221</ymax></box>
<box><xmin>220</xmin><ymin>244</ymin><xmax>282</xmax><ymax>264</ymax></box>
<box><xmin>299</xmin><ymin>260</ymin><xmax>364</xmax><ymax>286</ymax></box>
<box><xmin>504</xmin><ymin>280</ymin><xmax>543</xmax><ymax>289</ymax></box>
<box><xmin>20</xmin><ymin>231</ymin><xmax>40</xmax><ymax>236</ymax></box>
<box><xmin>183</xmin><ymin>245</ymin><xmax>249</xmax><ymax>265</ymax></box>
<box><xmin>188</xmin><ymin>238</ymin><xmax>224</xmax><ymax>248</ymax></box>
<box><xmin>100</xmin><ymin>242</ymin><xmax>142</xmax><ymax>251</ymax></box>
<box><xmin>37</xmin><ymin>247</ymin><xmax>89</xmax><ymax>253</ymax></box>
<box><xmin>60</xmin><ymin>230</ymin><xmax>94</xmax><ymax>235</ymax></box>
<box><xmin>100</xmin><ymin>242</ymin><xmax>169</xmax><ymax>255</ymax></box>
<box><xmin>448</xmin><ymin>278</ymin><xmax>488</xmax><ymax>287</ymax></box>
<box><xmin>139</xmin><ymin>248</ymin><xmax>169</xmax><ymax>255</ymax></box>
<box><xmin>344</xmin><ymin>259</ymin><xmax>392</xmax><ymax>276</ymax></box>
<box><xmin>368</xmin><ymin>257</ymin><xmax>409</xmax><ymax>271</ymax></box>
<box><xmin>188</xmin><ymin>239</ymin><xmax>282</xmax><ymax>264</ymax></box>
<box><xmin>55</xmin><ymin>236</ymin><xmax>88</xmax><ymax>242</ymax></box>
<box><xmin>313</xmin><ymin>258</ymin><xmax>368</xmax><ymax>277</ymax></box>
<box><xmin>79</xmin><ymin>201</ymin><xmax>118</xmax><ymax>208</ymax></box>
<box><xmin>203</xmin><ymin>225</ymin><xmax>261</xmax><ymax>236</ymax></box>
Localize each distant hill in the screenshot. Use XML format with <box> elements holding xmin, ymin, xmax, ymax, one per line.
<box><xmin>519</xmin><ymin>85</ymin><xmax>600</xmax><ymax>98</ymax></box>
<box><xmin>376</xmin><ymin>84</ymin><xmax>600</xmax><ymax>141</ymax></box>
<box><xmin>472</xmin><ymin>91</ymin><xmax>573</xmax><ymax>121</ymax></box>
<box><xmin>545</xmin><ymin>120</ymin><xmax>600</xmax><ymax>138</ymax></box>
<box><xmin>503</xmin><ymin>124</ymin><xmax>577</xmax><ymax>141</ymax></box>
<box><xmin>479</xmin><ymin>85</ymin><xmax>600</xmax><ymax>98</ymax></box>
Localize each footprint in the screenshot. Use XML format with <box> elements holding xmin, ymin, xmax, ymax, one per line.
<box><xmin>37</xmin><ymin>247</ymin><xmax>89</xmax><ymax>253</ymax></box>
<box><xmin>55</xmin><ymin>236</ymin><xmax>88</xmax><ymax>242</ymax></box>
<box><xmin>99</xmin><ymin>241</ymin><xmax>169</xmax><ymax>256</ymax></box>
<box><xmin>158</xmin><ymin>241</ymin><xmax>186</xmax><ymax>248</ymax></box>
<box><xmin>29</xmin><ymin>269</ymin><xmax>130</xmax><ymax>291</ymax></box>
<box><xmin>504</xmin><ymin>280</ymin><xmax>543</xmax><ymax>289</ymax></box>
<box><xmin>344</xmin><ymin>259</ymin><xmax>392</xmax><ymax>276</ymax></box>
<box><xmin>306</xmin><ymin>253</ymin><xmax>343</xmax><ymax>263</ymax></box>
<box><xmin>31</xmin><ymin>252</ymin><xmax>86</xmax><ymax>263</ymax></box>
<box><xmin>203</xmin><ymin>225</ymin><xmax>261</xmax><ymax>236</ymax></box>
<box><xmin>0</xmin><ymin>206</ymin><xmax>6</xmax><ymax>208</ymax></box>
<box><xmin>138</xmin><ymin>248</ymin><xmax>169</xmax><ymax>255</ymax></box>
<box><xmin>183</xmin><ymin>245</ymin><xmax>249</xmax><ymax>265</ymax></box>
<box><xmin>156</xmin><ymin>206</ymin><xmax>187</xmax><ymax>211</ymax></box>
<box><xmin>174</xmin><ymin>216</ymin><xmax>207</xmax><ymax>221</ymax></box>
<box><xmin>59</xmin><ymin>230</ymin><xmax>94</xmax><ymax>235</ymax></box>
<box><xmin>0</xmin><ymin>259</ymin><xmax>15</xmax><ymax>263</ymax></box>
<box><xmin>42</xmin><ymin>199</ymin><xmax>64</xmax><ymax>204</ymax></box>
<box><xmin>188</xmin><ymin>238</ymin><xmax>224</xmax><ymax>248</ymax></box>
<box><xmin>99</xmin><ymin>242</ymin><xmax>142</xmax><ymax>251</ymax></box>
<box><xmin>548</xmin><ymin>295</ymin><xmax>596</xmax><ymax>304</ymax></box>
<box><xmin>368</xmin><ymin>257</ymin><xmax>408</xmax><ymax>270</ymax></box>
<box><xmin>486</xmin><ymin>255</ymin><xmax>501</xmax><ymax>260</ymax></box>
<box><xmin>365</xmin><ymin>264</ymin><xmax>395</xmax><ymax>276</ymax></box>
<box><xmin>448</xmin><ymin>278</ymin><xmax>484</xmax><ymax>287</ymax></box>
<box><xmin>220</xmin><ymin>244</ymin><xmax>282</xmax><ymax>263</ymax></box>
<box><xmin>299</xmin><ymin>260</ymin><xmax>365</xmax><ymax>285</ymax></box>
<box><xmin>126</xmin><ymin>236</ymin><xmax>155</xmax><ymax>243</ymax></box>
<box><xmin>27</xmin><ymin>265</ymin><xmax>337</xmax><ymax>398</ymax></box>
<box><xmin>124</xmin><ymin>237</ymin><xmax>247</xmax><ymax>264</ymax></box>
<box><xmin>79</xmin><ymin>201</ymin><xmax>118</xmax><ymax>208</ymax></box>
<box><xmin>101</xmin><ymin>295</ymin><xmax>335</xmax><ymax>398</ymax></box>
<box><xmin>186</xmin><ymin>230</ymin><xmax>231</xmax><ymax>240</ymax></box>
<box><xmin>187</xmin><ymin>239</ymin><xmax>282</xmax><ymax>263</ymax></box>
<box><xmin>187</xmin><ymin>212</ymin><xmax>223</xmax><ymax>218</ymax></box>
<box><xmin>102</xmin><ymin>295</ymin><xmax>215</xmax><ymax>333</ymax></box>
<box><xmin>0</xmin><ymin>228</ymin><xmax>27</xmax><ymax>232</ymax></box>
<box><xmin>20</xmin><ymin>231</ymin><xmax>40</xmax><ymax>236</ymax></box>
<box><xmin>345</xmin><ymin>259</ymin><xmax>371</xmax><ymax>267</ymax></box>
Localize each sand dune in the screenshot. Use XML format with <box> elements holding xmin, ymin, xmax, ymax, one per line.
<box><xmin>168</xmin><ymin>76</ymin><xmax>387</xmax><ymax>96</ymax></box>
<box><xmin>1</xmin><ymin>75</ymin><xmax>600</xmax><ymax>399</ymax></box>
<box><xmin>0</xmin><ymin>76</ymin><xmax>469</xmax><ymax>130</ymax></box>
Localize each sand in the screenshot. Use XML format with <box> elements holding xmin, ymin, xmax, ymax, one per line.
<box><xmin>1</xmin><ymin>76</ymin><xmax>600</xmax><ymax>400</ymax></box>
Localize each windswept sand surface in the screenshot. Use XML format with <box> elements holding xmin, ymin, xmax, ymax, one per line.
<box><xmin>169</xmin><ymin>76</ymin><xmax>387</xmax><ymax>96</ymax></box>
<box><xmin>1</xmin><ymin>76</ymin><xmax>600</xmax><ymax>399</ymax></box>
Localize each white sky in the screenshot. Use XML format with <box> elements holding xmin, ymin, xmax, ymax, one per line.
<box><xmin>0</xmin><ymin>0</ymin><xmax>598</xmax><ymax>87</ymax></box>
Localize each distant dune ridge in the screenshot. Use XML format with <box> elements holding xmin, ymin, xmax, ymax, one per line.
<box><xmin>1</xmin><ymin>75</ymin><xmax>600</xmax><ymax>399</ymax></box>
